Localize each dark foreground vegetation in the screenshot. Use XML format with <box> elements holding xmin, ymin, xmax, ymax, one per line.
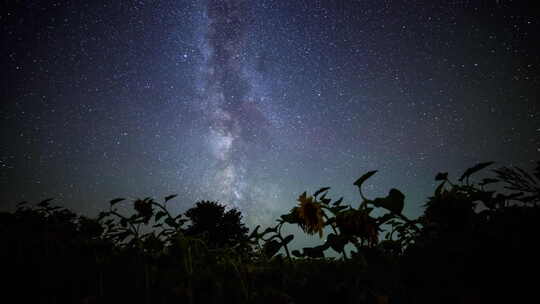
<box><xmin>1</xmin><ymin>161</ymin><xmax>539</xmax><ymax>304</ymax></box>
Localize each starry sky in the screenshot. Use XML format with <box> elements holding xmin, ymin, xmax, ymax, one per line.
<box><xmin>1</xmin><ymin>1</ymin><xmax>539</xmax><ymax>229</ymax></box>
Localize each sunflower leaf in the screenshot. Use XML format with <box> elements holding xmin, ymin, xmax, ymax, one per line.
<box><xmin>459</xmin><ymin>161</ymin><xmax>494</xmax><ymax>182</ymax></box>
<box><xmin>354</xmin><ymin>170</ymin><xmax>377</xmax><ymax>188</ymax></box>
<box><xmin>110</xmin><ymin>198</ymin><xmax>125</xmax><ymax>206</ymax></box>
<box><xmin>313</xmin><ymin>187</ymin><xmax>330</xmax><ymax>198</ymax></box>
<box><xmin>371</xmin><ymin>188</ymin><xmax>405</xmax><ymax>214</ymax></box>
<box><xmin>164</xmin><ymin>194</ymin><xmax>177</xmax><ymax>202</ymax></box>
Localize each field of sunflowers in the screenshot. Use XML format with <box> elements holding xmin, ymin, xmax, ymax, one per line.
<box><xmin>1</xmin><ymin>161</ymin><xmax>538</xmax><ymax>303</ymax></box>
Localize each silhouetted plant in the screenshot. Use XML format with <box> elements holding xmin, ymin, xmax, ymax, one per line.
<box><xmin>249</xmin><ymin>218</ymin><xmax>295</xmax><ymax>260</ymax></box>
<box><xmin>184</xmin><ymin>200</ymin><xmax>249</xmax><ymax>250</ymax></box>
<box><xmin>493</xmin><ymin>160</ymin><xmax>540</xmax><ymax>205</ymax></box>
<box><xmin>272</xmin><ymin>170</ymin><xmax>418</xmax><ymax>261</ymax></box>
<box><xmin>401</xmin><ymin>161</ymin><xmax>540</xmax><ymax>303</ymax></box>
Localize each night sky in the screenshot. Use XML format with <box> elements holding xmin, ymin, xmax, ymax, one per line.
<box><xmin>2</xmin><ymin>1</ymin><xmax>539</xmax><ymax>231</ymax></box>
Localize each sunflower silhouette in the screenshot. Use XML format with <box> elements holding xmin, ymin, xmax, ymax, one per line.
<box><xmin>296</xmin><ymin>192</ymin><xmax>325</xmax><ymax>238</ymax></box>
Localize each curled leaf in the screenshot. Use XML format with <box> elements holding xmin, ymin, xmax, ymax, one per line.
<box><xmin>459</xmin><ymin>162</ymin><xmax>494</xmax><ymax>182</ymax></box>
<box><xmin>332</xmin><ymin>197</ymin><xmax>343</xmax><ymax>206</ymax></box>
<box><xmin>313</xmin><ymin>187</ymin><xmax>330</xmax><ymax>197</ymax></box>
<box><xmin>110</xmin><ymin>198</ymin><xmax>125</xmax><ymax>206</ymax></box>
<box><xmin>354</xmin><ymin>170</ymin><xmax>377</xmax><ymax>188</ymax></box>
<box><xmin>164</xmin><ymin>194</ymin><xmax>178</xmax><ymax>202</ymax></box>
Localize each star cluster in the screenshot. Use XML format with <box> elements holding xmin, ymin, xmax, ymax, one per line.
<box><xmin>1</xmin><ymin>1</ymin><xmax>539</xmax><ymax>227</ymax></box>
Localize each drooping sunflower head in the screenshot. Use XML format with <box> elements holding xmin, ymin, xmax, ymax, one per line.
<box><xmin>336</xmin><ymin>209</ymin><xmax>379</xmax><ymax>247</ymax></box>
<box><xmin>296</xmin><ymin>192</ymin><xmax>325</xmax><ymax>238</ymax></box>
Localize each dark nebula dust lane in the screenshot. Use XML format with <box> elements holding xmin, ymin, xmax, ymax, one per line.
<box><xmin>1</xmin><ymin>1</ymin><xmax>539</xmax><ymax>229</ymax></box>
<box><xmin>196</xmin><ymin>0</ymin><xmax>279</xmax><ymax>218</ymax></box>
